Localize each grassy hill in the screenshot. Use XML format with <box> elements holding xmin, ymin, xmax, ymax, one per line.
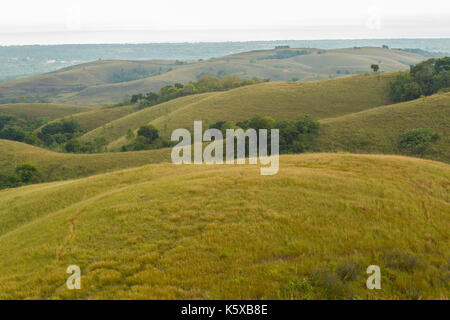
<box><xmin>36</xmin><ymin>104</ymin><xmax>139</xmax><ymax>133</ymax></box>
<box><xmin>80</xmin><ymin>93</ymin><xmax>217</xmax><ymax>147</ymax></box>
<box><xmin>0</xmin><ymin>60</ymin><xmax>186</xmax><ymax>105</ymax></box>
<box><xmin>0</xmin><ymin>154</ymin><xmax>448</xmax><ymax>299</ymax></box>
<box><xmin>0</xmin><ymin>103</ymin><xmax>93</xmax><ymax>121</ymax></box>
<box><xmin>102</xmin><ymin>72</ymin><xmax>396</xmax><ymax>150</ymax></box>
<box><xmin>0</xmin><ymin>47</ymin><xmax>427</xmax><ymax>105</ymax></box>
<box><xmin>0</xmin><ymin>139</ymin><xmax>172</xmax><ymax>181</ymax></box>
<box><xmin>312</xmin><ymin>93</ymin><xmax>450</xmax><ymax>163</ymax></box>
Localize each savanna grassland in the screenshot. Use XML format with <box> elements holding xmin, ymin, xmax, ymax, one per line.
<box><xmin>0</xmin><ymin>47</ymin><xmax>428</xmax><ymax>105</ymax></box>
<box><xmin>0</xmin><ymin>154</ymin><xmax>448</xmax><ymax>299</ymax></box>
<box><xmin>0</xmin><ymin>47</ymin><xmax>449</xmax><ymax>300</ymax></box>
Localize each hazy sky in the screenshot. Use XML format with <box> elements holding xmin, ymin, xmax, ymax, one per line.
<box><xmin>1</xmin><ymin>0</ymin><xmax>449</xmax><ymax>45</ymax></box>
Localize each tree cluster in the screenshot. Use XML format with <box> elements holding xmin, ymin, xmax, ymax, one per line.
<box><xmin>390</xmin><ymin>57</ymin><xmax>450</xmax><ymax>102</ymax></box>
<box><xmin>130</xmin><ymin>75</ymin><xmax>267</xmax><ymax>108</ymax></box>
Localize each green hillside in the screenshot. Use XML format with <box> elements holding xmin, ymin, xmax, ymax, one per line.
<box><xmin>312</xmin><ymin>93</ymin><xmax>450</xmax><ymax>163</ymax></box>
<box><xmin>0</xmin><ymin>103</ymin><xmax>92</xmax><ymax>121</ymax></box>
<box><xmin>37</xmin><ymin>104</ymin><xmax>139</xmax><ymax>133</ymax></box>
<box><xmin>0</xmin><ymin>47</ymin><xmax>427</xmax><ymax>105</ymax></box>
<box><xmin>80</xmin><ymin>93</ymin><xmax>217</xmax><ymax>147</ymax></box>
<box><xmin>0</xmin><ymin>154</ymin><xmax>448</xmax><ymax>299</ymax></box>
<box><xmin>104</xmin><ymin>72</ymin><xmax>396</xmax><ymax>150</ymax></box>
<box><xmin>0</xmin><ymin>139</ymin><xmax>171</xmax><ymax>182</ymax></box>
<box><xmin>0</xmin><ymin>60</ymin><xmax>186</xmax><ymax>104</ymax></box>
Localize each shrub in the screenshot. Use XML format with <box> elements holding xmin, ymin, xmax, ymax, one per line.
<box><xmin>398</xmin><ymin>128</ymin><xmax>440</xmax><ymax>156</ymax></box>
<box><xmin>15</xmin><ymin>162</ymin><xmax>39</xmax><ymax>183</ymax></box>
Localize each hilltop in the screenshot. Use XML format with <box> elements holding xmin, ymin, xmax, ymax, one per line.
<box><xmin>0</xmin><ymin>154</ymin><xmax>448</xmax><ymax>299</ymax></box>
<box><xmin>0</xmin><ymin>47</ymin><xmax>428</xmax><ymax>105</ymax></box>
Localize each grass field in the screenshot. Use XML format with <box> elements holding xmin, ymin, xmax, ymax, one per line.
<box><xmin>80</xmin><ymin>93</ymin><xmax>217</xmax><ymax>147</ymax></box>
<box><xmin>0</xmin><ymin>153</ymin><xmax>448</xmax><ymax>299</ymax></box>
<box><xmin>0</xmin><ymin>139</ymin><xmax>172</xmax><ymax>181</ymax></box>
<box><xmin>0</xmin><ymin>47</ymin><xmax>427</xmax><ymax>105</ymax></box>
<box><xmin>312</xmin><ymin>92</ymin><xmax>450</xmax><ymax>163</ymax></box>
<box><xmin>102</xmin><ymin>72</ymin><xmax>396</xmax><ymax>150</ymax></box>
<box><xmin>0</xmin><ymin>103</ymin><xmax>93</xmax><ymax>121</ymax></box>
<box><xmin>37</xmin><ymin>104</ymin><xmax>139</xmax><ymax>132</ymax></box>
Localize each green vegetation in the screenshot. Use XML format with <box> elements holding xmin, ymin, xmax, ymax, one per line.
<box><xmin>0</xmin><ymin>139</ymin><xmax>172</xmax><ymax>183</ymax></box>
<box><xmin>1</xmin><ymin>47</ymin><xmax>428</xmax><ymax>105</ymax></box>
<box><xmin>390</xmin><ymin>57</ymin><xmax>450</xmax><ymax>102</ymax></box>
<box><xmin>102</xmin><ymin>72</ymin><xmax>396</xmax><ymax>151</ymax></box>
<box><xmin>0</xmin><ymin>162</ymin><xmax>40</xmax><ymax>190</ymax></box>
<box><xmin>130</xmin><ymin>75</ymin><xmax>266</xmax><ymax>108</ymax></box>
<box><xmin>311</xmin><ymin>92</ymin><xmax>450</xmax><ymax>163</ymax></box>
<box><xmin>0</xmin><ymin>154</ymin><xmax>448</xmax><ymax>299</ymax></box>
<box><xmin>213</xmin><ymin>115</ymin><xmax>321</xmax><ymax>154</ymax></box>
<box><xmin>398</xmin><ymin>128</ymin><xmax>440</xmax><ymax>156</ymax></box>
<box><xmin>121</xmin><ymin>125</ymin><xmax>174</xmax><ymax>152</ymax></box>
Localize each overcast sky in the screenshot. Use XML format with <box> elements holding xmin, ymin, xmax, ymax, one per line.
<box><xmin>1</xmin><ymin>0</ymin><xmax>449</xmax><ymax>45</ymax></box>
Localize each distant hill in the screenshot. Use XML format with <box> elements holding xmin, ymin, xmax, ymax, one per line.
<box><xmin>0</xmin><ymin>47</ymin><xmax>429</xmax><ymax>105</ymax></box>
<box><xmin>0</xmin><ymin>103</ymin><xmax>92</xmax><ymax>121</ymax></box>
<box><xmin>0</xmin><ymin>153</ymin><xmax>448</xmax><ymax>299</ymax></box>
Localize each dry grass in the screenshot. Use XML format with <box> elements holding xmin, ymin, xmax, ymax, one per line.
<box><xmin>0</xmin><ymin>47</ymin><xmax>426</xmax><ymax>105</ymax></box>
<box><xmin>0</xmin><ymin>153</ymin><xmax>448</xmax><ymax>299</ymax></box>
<box><xmin>312</xmin><ymin>92</ymin><xmax>450</xmax><ymax>163</ymax></box>
<box><xmin>104</xmin><ymin>72</ymin><xmax>396</xmax><ymax>150</ymax></box>
<box><xmin>0</xmin><ymin>139</ymin><xmax>172</xmax><ymax>181</ymax></box>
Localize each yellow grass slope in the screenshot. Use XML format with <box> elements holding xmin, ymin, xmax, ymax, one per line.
<box><xmin>312</xmin><ymin>92</ymin><xmax>450</xmax><ymax>163</ymax></box>
<box><xmin>80</xmin><ymin>93</ymin><xmax>217</xmax><ymax>147</ymax></box>
<box><xmin>0</xmin><ymin>47</ymin><xmax>426</xmax><ymax>105</ymax></box>
<box><xmin>105</xmin><ymin>72</ymin><xmax>396</xmax><ymax>150</ymax></box>
<box><xmin>0</xmin><ymin>103</ymin><xmax>93</xmax><ymax>121</ymax></box>
<box><xmin>0</xmin><ymin>154</ymin><xmax>448</xmax><ymax>299</ymax></box>
<box><xmin>0</xmin><ymin>139</ymin><xmax>172</xmax><ymax>181</ymax></box>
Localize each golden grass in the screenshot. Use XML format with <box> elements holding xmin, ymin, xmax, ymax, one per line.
<box><xmin>312</xmin><ymin>92</ymin><xmax>450</xmax><ymax>163</ymax></box>
<box><xmin>0</xmin><ymin>103</ymin><xmax>93</xmax><ymax>121</ymax></box>
<box><xmin>0</xmin><ymin>139</ymin><xmax>172</xmax><ymax>181</ymax></box>
<box><xmin>38</xmin><ymin>104</ymin><xmax>139</xmax><ymax>132</ymax></box>
<box><xmin>0</xmin><ymin>153</ymin><xmax>448</xmax><ymax>299</ymax></box>
<box><xmin>0</xmin><ymin>47</ymin><xmax>425</xmax><ymax>105</ymax></box>
<box><xmin>105</xmin><ymin>72</ymin><xmax>396</xmax><ymax>150</ymax></box>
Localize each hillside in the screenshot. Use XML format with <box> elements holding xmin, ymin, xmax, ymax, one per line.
<box><xmin>0</xmin><ymin>139</ymin><xmax>171</xmax><ymax>181</ymax></box>
<box><xmin>0</xmin><ymin>103</ymin><xmax>93</xmax><ymax>121</ymax></box>
<box><xmin>0</xmin><ymin>154</ymin><xmax>448</xmax><ymax>299</ymax></box>
<box><xmin>312</xmin><ymin>93</ymin><xmax>450</xmax><ymax>163</ymax></box>
<box><xmin>80</xmin><ymin>93</ymin><xmax>217</xmax><ymax>147</ymax></box>
<box><xmin>102</xmin><ymin>72</ymin><xmax>396</xmax><ymax>150</ymax></box>
<box><xmin>36</xmin><ymin>104</ymin><xmax>139</xmax><ymax>133</ymax></box>
<box><xmin>0</xmin><ymin>47</ymin><xmax>427</xmax><ymax>105</ymax></box>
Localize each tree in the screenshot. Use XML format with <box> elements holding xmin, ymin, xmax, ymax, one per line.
<box><xmin>137</xmin><ymin>125</ymin><xmax>159</xmax><ymax>143</ymax></box>
<box><xmin>15</xmin><ymin>162</ymin><xmax>39</xmax><ymax>183</ymax></box>
<box><xmin>398</xmin><ymin>128</ymin><xmax>440</xmax><ymax>156</ymax></box>
<box><xmin>371</xmin><ymin>64</ymin><xmax>379</xmax><ymax>73</ymax></box>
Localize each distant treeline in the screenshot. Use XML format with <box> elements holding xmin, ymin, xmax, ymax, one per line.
<box><xmin>390</xmin><ymin>57</ymin><xmax>449</xmax><ymax>102</ymax></box>
<box><xmin>129</xmin><ymin>75</ymin><xmax>267</xmax><ymax>108</ymax></box>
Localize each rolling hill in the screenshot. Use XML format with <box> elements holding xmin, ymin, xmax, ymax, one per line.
<box><xmin>0</xmin><ymin>154</ymin><xmax>448</xmax><ymax>299</ymax></box>
<box><xmin>0</xmin><ymin>47</ymin><xmax>428</xmax><ymax>105</ymax></box>
<box><xmin>90</xmin><ymin>72</ymin><xmax>397</xmax><ymax>150</ymax></box>
<box><xmin>0</xmin><ymin>139</ymin><xmax>172</xmax><ymax>182</ymax></box>
<box><xmin>311</xmin><ymin>92</ymin><xmax>450</xmax><ymax>163</ymax></box>
<box><xmin>0</xmin><ymin>103</ymin><xmax>93</xmax><ymax>121</ymax></box>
